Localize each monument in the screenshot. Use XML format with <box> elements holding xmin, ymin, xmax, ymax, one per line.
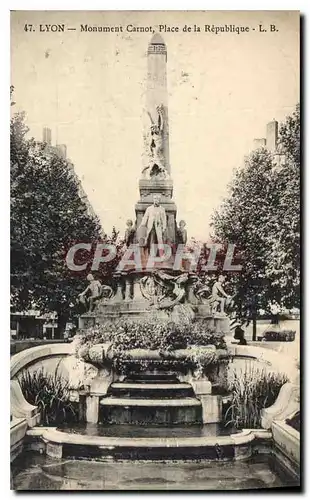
<box><xmin>136</xmin><ymin>34</ymin><xmax>177</xmax><ymax>247</ymax></box>
<box><xmin>78</xmin><ymin>34</ymin><xmax>231</xmax><ymax>331</ymax></box>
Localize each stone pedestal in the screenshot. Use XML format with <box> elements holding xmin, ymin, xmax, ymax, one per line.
<box><xmin>191</xmin><ymin>379</ymin><xmax>212</xmax><ymax>396</ymax></box>
<box><xmin>214</xmin><ymin>315</ymin><xmax>230</xmax><ymax>333</ymax></box>
<box><xmin>272</xmin><ymin>419</ymin><xmax>300</xmax><ymax>476</ymax></box>
<box><xmin>89</xmin><ymin>369</ymin><xmax>113</xmax><ymax>397</ymax></box>
<box><xmin>86</xmin><ymin>395</ymin><xmax>99</xmax><ymax>424</ymax></box>
<box><xmin>135</xmin><ymin>179</ymin><xmax>177</xmax><ymax>247</ymax></box>
<box><xmin>46</xmin><ymin>441</ymin><xmax>63</xmax><ymax>459</ymax></box>
<box><xmin>231</xmin><ymin>431</ymin><xmax>254</xmax><ymax>460</ymax></box>
<box><xmin>199</xmin><ymin>395</ymin><xmax>222</xmax><ymax>424</ymax></box>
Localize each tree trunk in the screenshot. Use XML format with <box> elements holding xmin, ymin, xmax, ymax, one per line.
<box><xmin>252</xmin><ymin>313</ymin><xmax>257</xmax><ymax>341</ymax></box>
<box><xmin>55</xmin><ymin>312</ymin><xmax>68</xmax><ymax>339</ymax></box>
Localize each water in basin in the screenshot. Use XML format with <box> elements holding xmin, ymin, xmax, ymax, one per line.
<box><xmin>11</xmin><ymin>452</ymin><xmax>300</xmax><ymax>491</ymax></box>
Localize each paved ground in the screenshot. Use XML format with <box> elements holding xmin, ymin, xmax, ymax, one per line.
<box><xmin>12</xmin><ymin>452</ymin><xmax>299</xmax><ymax>491</ymax></box>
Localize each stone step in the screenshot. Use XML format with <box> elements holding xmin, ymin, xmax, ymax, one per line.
<box><xmin>101</xmin><ymin>397</ymin><xmax>201</xmax><ymax>407</ymax></box>
<box><xmin>99</xmin><ymin>397</ymin><xmax>202</xmax><ymax>425</ymax></box>
<box><xmin>40</xmin><ymin>427</ymin><xmax>270</xmax><ymax>461</ymax></box>
<box><xmin>108</xmin><ymin>382</ymin><xmax>194</xmax><ymax>399</ymax></box>
<box><xmin>125</xmin><ymin>373</ymin><xmax>179</xmax><ymax>383</ymax></box>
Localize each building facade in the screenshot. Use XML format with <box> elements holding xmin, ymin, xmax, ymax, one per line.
<box><xmin>253</xmin><ymin>119</ymin><xmax>286</xmax><ymax>168</ymax></box>
<box><xmin>42</xmin><ymin>127</ymin><xmax>99</xmax><ymax>220</ymax></box>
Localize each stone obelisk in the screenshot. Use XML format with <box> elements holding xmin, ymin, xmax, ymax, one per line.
<box><xmin>135</xmin><ymin>34</ymin><xmax>177</xmax><ymax>245</ymax></box>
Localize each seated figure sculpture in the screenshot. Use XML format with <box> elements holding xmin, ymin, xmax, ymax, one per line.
<box><xmin>209</xmin><ymin>275</ymin><xmax>231</xmax><ymax>316</ymax></box>
<box><xmin>78</xmin><ymin>274</ymin><xmax>113</xmax><ymax>313</ymax></box>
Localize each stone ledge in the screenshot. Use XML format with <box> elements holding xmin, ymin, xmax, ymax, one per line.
<box><xmin>25</xmin><ymin>427</ymin><xmax>273</xmax><ymax>461</ymax></box>
<box><xmin>272</xmin><ymin>420</ymin><xmax>300</xmax><ymax>467</ymax></box>
<box><xmin>10</xmin><ymin>417</ymin><xmax>27</xmax><ymax>462</ymax></box>
<box><xmin>40</xmin><ymin>428</ymin><xmax>259</xmax><ymax>448</ymax></box>
<box><xmin>27</xmin><ymin>426</ymin><xmax>57</xmax><ymax>437</ymax></box>
<box><xmin>110</xmin><ymin>382</ymin><xmax>192</xmax><ymax>390</ymax></box>
<box><xmin>100</xmin><ymin>397</ymin><xmax>201</xmax><ymax>407</ymax></box>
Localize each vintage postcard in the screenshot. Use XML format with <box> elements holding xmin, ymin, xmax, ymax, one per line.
<box><xmin>10</xmin><ymin>10</ymin><xmax>300</xmax><ymax>491</ymax></box>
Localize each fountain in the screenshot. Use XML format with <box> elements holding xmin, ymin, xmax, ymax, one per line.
<box><xmin>10</xmin><ymin>33</ymin><xmax>300</xmax><ymax>491</ymax></box>
<box><xmin>61</xmin><ymin>33</ymin><xmax>233</xmax><ymax>440</ymax></box>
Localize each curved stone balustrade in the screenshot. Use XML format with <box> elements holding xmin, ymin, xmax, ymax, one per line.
<box><xmin>11</xmin><ymin>342</ymin><xmax>74</xmax><ymax>379</ymax></box>
<box><xmin>11</xmin><ymin>379</ymin><xmax>40</xmax><ymax>427</ymax></box>
<box><xmin>227</xmin><ymin>344</ymin><xmax>299</xmax><ymax>382</ymax></box>
<box><xmin>261</xmin><ymin>382</ymin><xmax>300</xmax><ymax>430</ymax></box>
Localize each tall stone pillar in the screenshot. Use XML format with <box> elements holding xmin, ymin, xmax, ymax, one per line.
<box><xmin>135</xmin><ymin>34</ymin><xmax>177</xmax><ymax>248</ymax></box>
<box><xmin>132</xmin><ymin>276</ymin><xmax>146</xmax><ymax>301</ymax></box>
<box><xmin>124</xmin><ymin>278</ymin><xmax>132</xmax><ymax>302</ymax></box>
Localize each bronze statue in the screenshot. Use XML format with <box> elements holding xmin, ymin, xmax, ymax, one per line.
<box><xmin>138</xmin><ymin>193</ymin><xmax>167</xmax><ymax>249</ymax></box>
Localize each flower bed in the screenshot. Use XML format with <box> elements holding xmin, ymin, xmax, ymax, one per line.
<box><xmin>74</xmin><ymin>318</ymin><xmax>228</xmax><ymax>377</ymax></box>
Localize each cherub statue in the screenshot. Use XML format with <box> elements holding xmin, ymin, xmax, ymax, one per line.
<box><xmin>124</xmin><ymin>219</ymin><xmax>135</xmax><ymax>247</ymax></box>
<box><xmin>176</xmin><ymin>220</ymin><xmax>187</xmax><ymax>245</ymax></box>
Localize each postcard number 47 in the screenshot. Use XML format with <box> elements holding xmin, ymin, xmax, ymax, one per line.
<box><xmin>24</xmin><ymin>24</ymin><xmax>34</xmax><ymax>32</ymax></box>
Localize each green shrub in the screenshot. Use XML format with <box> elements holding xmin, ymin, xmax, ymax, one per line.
<box><xmin>19</xmin><ymin>368</ymin><xmax>78</xmax><ymax>426</ymax></box>
<box><xmin>224</xmin><ymin>366</ymin><xmax>288</xmax><ymax>429</ymax></box>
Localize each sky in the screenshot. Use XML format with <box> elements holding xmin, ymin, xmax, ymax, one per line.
<box><xmin>11</xmin><ymin>10</ymin><xmax>299</xmax><ymax>240</ymax></box>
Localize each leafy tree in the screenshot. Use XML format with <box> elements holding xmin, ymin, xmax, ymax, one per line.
<box><xmin>265</xmin><ymin>105</ymin><xmax>300</xmax><ymax>308</ymax></box>
<box><xmin>211</xmin><ymin>105</ymin><xmax>300</xmax><ymax>320</ymax></box>
<box><xmin>11</xmin><ymin>99</ymin><xmax>105</xmax><ymax>336</ymax></box>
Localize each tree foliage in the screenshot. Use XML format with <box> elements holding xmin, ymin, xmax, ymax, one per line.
<box><xmin>211</xmin><ymin>105</ymin><xmax>300</xmax><ymax>318</ymax></box>
<box><xmin>11</xmin><ymin>96</ymin><xmax>107</xmax><ymax>334</ymax></box>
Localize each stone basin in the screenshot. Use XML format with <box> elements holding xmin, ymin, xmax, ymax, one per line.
<box><xmin>27</xmin><ymin>426</ymin><xmax>272</xmax><ymax>461</ymax></box>
<box><xmin>86</xmin><ymin>343</ymin><xmax>228</xmax><ymax>365</ymax></box>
